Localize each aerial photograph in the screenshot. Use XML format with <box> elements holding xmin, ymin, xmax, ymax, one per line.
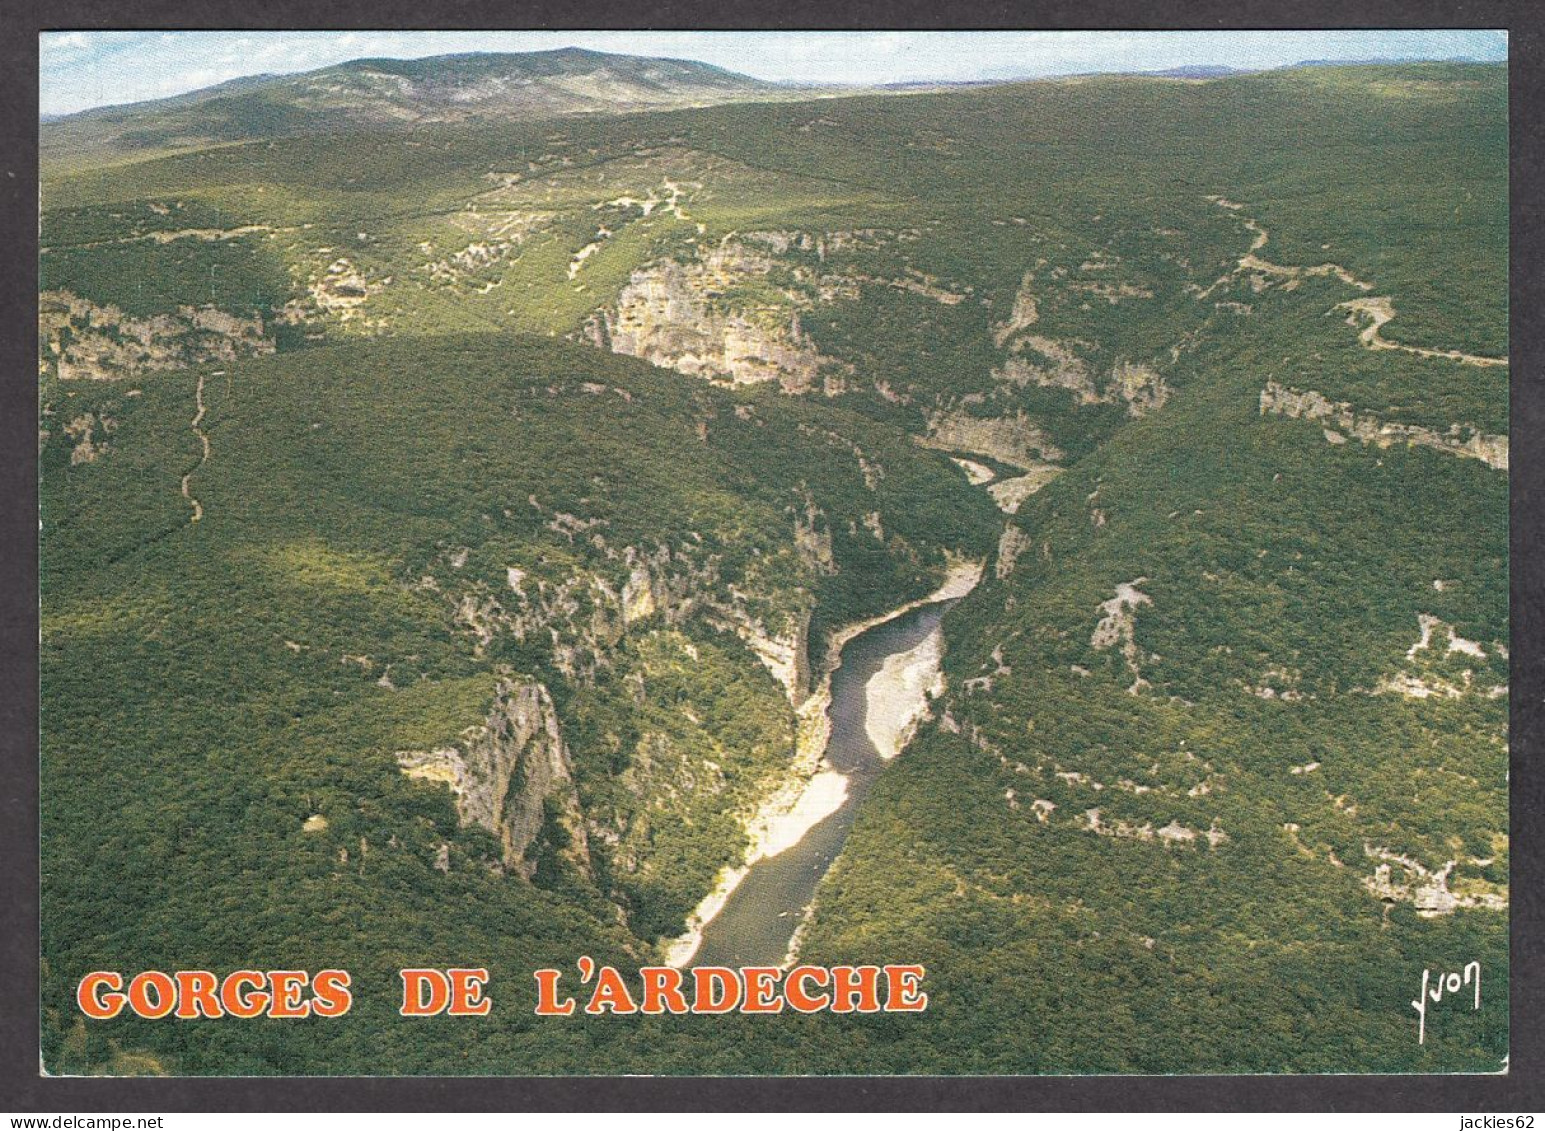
<box><xmin>38</xmin><ymin>29</ymin><xmax>1508</xmax><ymax>1076</ymax></box>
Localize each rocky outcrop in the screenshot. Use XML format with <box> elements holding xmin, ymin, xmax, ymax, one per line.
<box><xmin>988</xmin><ymin>467</ymin><xmax>1063</xmax><ymax>514</ymax></box>
<box><xmin>1362</xmin><ymin>845</ymin><xmax>1505</xmax><ymax>916</ymax></box>
<box><xmin>397</xmin><ymin>678</ymin><xmax>589</xmax><ymax>878</ymax></box>
<box><xmin>1091</xmin><ymin>580</ymin><xmax>1153</xmax><ymax>694</ymax></box>
<box><xmin>424</xmin><ymin>237</ymin><xmax>525</xmax><ymax>285</ymax></box>
<box><xmin>588</xmin><ymin>240</ymin><xmax>844</xmax><ymax>394</ymax></box>
<box><xmin>293</xmin><ymin>258</ymin><xmax>387</xmax><ymax>324</ymax></box>
<box><xmin>992</xmin><ymin>272</ymin><xmax>1040</xmax><ymax>346</ymax></box>
<box><xmin>995</xmin><ymin>524</ymin><xmax>1031</xmax><ymax>580</ymax></box>
<box><xmin>438</xmin><ymin>514</ymin><xmax>723</xmax><ymax>675</ymax></box>
<box><xmin>1259</xmin><ymin>382</ymin><xmax>1507</xmax><ymax>470</ymax></box>
<box><xmin>1080</xmin><ymin>808</ymin><xmax>1226</xmax><ymax>849</ymax></box>
<box><xmin>1370</xmin><ymin>612</ymin><xmax>1506</xmax><ymax>700</ymax></box>
<box><xmin>431</xmin><ymin>507</ymin><xmax>824</xmax><ymax>705</ymax></box>
<box><xmin>921</xmin><ymin>407</ymin><xmax>1064</xmax><ymax>469</ymax></box>
<box><xmin>793</xmin><ymin>488</ymin><xmax>837</xmax><ymax>574</ymax></box>
<box><xmin>582</xmin><ymin>229</ymin><xmax>976</xmax><ymax>395</ymax></box>
<box><xmin>994</xmin><ymin>336</ymin><xmax>1169</xmax><ymax>417</ymax></box>
<box><xmin>1109</xmin><ymin>361</ymin><xmax>1170</xmax><ymax>417</ymax></box>
<box><xmin>39</xmin><ymin>290</ymin><xmax>274</xmax><ymax>381</ymax></box>
<box><xmin>995</xmin><ymin>336</ymin><xmax>1100</xmax><ymax>403</ymax></box>
<box><xmin>62</xmin><ymin>412</ymin><xmax>116</xmax><ymax>464</ymax></box>
<box><xmin>705</xmin><ymin>594</ymin><xmax>813</xmax><ymax>705</ymax></box>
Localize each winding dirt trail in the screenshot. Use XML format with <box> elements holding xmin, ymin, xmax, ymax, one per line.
<box><xmin>41</xmin><ymin>224</ymin><xmax>282</xmax><ymax>254</ymax></box>
<box><xmin>181</xmin><ymin>372</ymin><xmax>210</xmax><ymax>524</ymax></box>
<box><xmin>1334</xmin><ymin>296</ymin><xmax>1509</xmax><ymax>369</ymax></box>
<box><xmin>1205</xmin><ymin>198</ymin><xmax>1508</xmax><ymax>368</ymax></box>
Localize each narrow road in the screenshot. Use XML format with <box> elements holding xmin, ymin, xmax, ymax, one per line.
<box><xmin>1206</xmin><ymin>198</ymin><xmax>1509</xmax><ymax>368</ymax></box>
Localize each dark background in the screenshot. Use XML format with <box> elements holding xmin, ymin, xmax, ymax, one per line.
<box><xmin>3</xmin><ymin>0</ymin><xmax>1540</xmax><ymax>1112</ymax></box>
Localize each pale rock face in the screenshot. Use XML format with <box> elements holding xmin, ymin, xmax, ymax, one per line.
<box><xmin>864</xmin><ymin>624</ymin><xmax>945</xmax><ymax>760</ymax></box>
<box><xmin>995</xmin><ymin>340</ymin><xmax>1169</xmax><ymax>418</ymax></box>
<box><xmin>397</xmin><ymin>679</ymin><xmax>589</xmax><ymax>878</ymax></box>
<box><xmin>992</xmin><ymin>272</ymin><xmax>1041</xmax><ymax>346</ymax></box>
<box><xmin>1077</xmin><ymin>808</ymin><xmax>1220</xmax><ymax>849</ymax></box>
<box><xmin>303</xmin><ymin>258</ymin><xmax>380</xmax><ymax>321</ymax></box>
<box><xmin>1109</xmin><ymin>361</ymin><xmax>1170</xmax><ymax>417</ymax></box>
<box><xmin>995</xmin><ymin>524</ymin><xmax>1031</xmax><ymax>580</ymax></box>
<box><xmin>995</xmin><ymin>336</ymin><xmax>1100</xmax><ymax>403</ymax></box>
<box><xmin>692</xmin><ymin>494</ymin><xmax>831</xmax><ymax>704</ymax></box>
<box><xmin>1156</xmin><ymin>821</ymin><xmax>1196</xmax><ymax>844</ymax></box>
<box><xmin>434</xmin><ymin>507</ymin><xmax>823</xmax><ymax>705</ymax></box>
<box><xmin>592</xmin><ymin>245</ymin><xmax>839</xmax><ymax>393</ymax></box>
<box><xmin>1406</xmin><ymin>613</ymin><xmax>1442</xmax><ymax>659</ymax></box>
<box><xmin>793</xmin><ymin>490</ymin><xmax>837</xmax><ymax>575</ymax></box>
<box><xmin>1091</xmin><ymin>582</ymin><xmax>1151</xmax><ymax>653</ymax></box>
<box><xmin>39</xmin><ymin>290</ymin><xmax>274</xmax><ymax>381</ymax></box>
<box><xmin>922</xmin><ymin>407</ymin><xmax>1065</xmax><ymax>469</ymax></box>
<box><xmin>621</xmin><ymin>563</ymin><xmax>657</xmax><ymax>624</ymax></box>
<box><xmin>1090</xmin><ymin>581</ymin><xmax>1153</xmax><ymax>694</ymax></box>
<box><xmin>988</xmin><ymin>467</ymin><xmax>1062</xmax><ymax>514</ymax></box>
<box><xmin>1260</xmin><ymin>381</ymin><xmax>1507</xmax><ymax>470</ymax></box>
<box><xmin>708</xmin><ymin>603</ymin><xmax>812</xmax><ymax>706</ymax></box>
<box><xmin>585</xmin><ymin>228</ymin><xmax>983</xmax><ymax>399</ymax></box>
<box><xmin>63</xmin><ymin>412</ymin><xmax>116</xmax><ymax>464</ymax></box>
<box><xmin>1362</xmin><ymin>845</ymin><xmax>1506</xmax><ymax>916</ymax></box>
<box><xmin>952</xmin><ymin>457</ymin><xmax>994</xmax><ymax>486</ymax></box>
<box><xmin>1375</xmin><ymin>612</ymin><xmax>1501</xmax><ymax>699</ymax></box>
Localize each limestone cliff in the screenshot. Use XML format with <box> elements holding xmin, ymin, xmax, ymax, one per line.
<box><xmin>994</xmin><ymin>341</ymin><xmax>1169</xmax><ymax>417</ymax></box>
<box><xmin>397</xmin><ymin>678</ymin><xmax>589</xmax><ymax>878</ymax></box>
<box><xmin>995</xmin><ymin>336</ymin><xmax>1100</xmax><ymax>403</ymax></box>
<box><xmin>587</xmin><ymin>242</ymin><xmax>841</xmax><ymax>393</ymax></box>
<box><xmin>921</xmin><ymin>407</ymin><xmax>1064</xmax><ymax>469</ymax></box>
<box><xmin>1361</xmin><ymin>845</ymin><xmax>1506</xmax><ymax>917</ymax></box>
<box><xmin>704</xmin><ymin>598</ymin><xmax>812</xmax><ymax>705</ymax></box>
<box><xmin>995</xmin><ymin>523</ymin><xmax>1031</xmax><ymax>580</ymax></box>
<box><xmin>434</xmin><ymin>522</ymin><xmax>816</xmax><ymax>703</ymax></box>
<box><xmin>39</xmin><ymin>290</ymin><xmax>274</xmax><ymax>381</ymax></box>
<box><xmin>583</xmin><ymin>229</ymin><xmax>972</xmax><ymax>395</ymax></box>
<box><xmin>1259</xmin><ymin>381</ymin><xmax>1507</xmax><ymax>470</ymax></box>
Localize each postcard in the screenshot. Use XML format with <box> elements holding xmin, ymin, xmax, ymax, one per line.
<box><xmin>37</xmin><ymin>28</ymin><xmax>1510</xmax><ymax>1077</ymax></box>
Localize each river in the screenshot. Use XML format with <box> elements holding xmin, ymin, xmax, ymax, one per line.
<box><xmin>689</xmin><ymin>599</ymin><xmax>955</xmax><ymax>968</ymax></box>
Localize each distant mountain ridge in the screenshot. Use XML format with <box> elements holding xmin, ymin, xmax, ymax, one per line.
<box><xmin>42</xmin><ymin>49</ymin><xmax>1504</xmax><ymax>165</ymax></box>
<box><xmin>42</xmin><ymin>48</ymin><xmax>801</xmax><ymax>160</ymax></box>
<box><xmin>1148</xmin><ymin>64</ymin><xmax>1247</xmax><ymax>78</ymax></box>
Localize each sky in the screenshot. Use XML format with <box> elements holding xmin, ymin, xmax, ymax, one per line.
<box><xmin>40</xmin><ymin>29</ymin><xmax>1508</xmax><ymax>119</ymax></box>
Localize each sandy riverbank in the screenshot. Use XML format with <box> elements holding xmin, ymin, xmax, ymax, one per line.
<box><xmin>865</xmin><ymin>625</ymin><xmax>945</xmax><ymax>761</ymax></box>
<box><xmin>664</xmin><ymin>554</ymin><xmax>983</xmax><ymax>968</ymax></box>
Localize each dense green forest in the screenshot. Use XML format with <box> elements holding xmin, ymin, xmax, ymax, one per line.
<box><xmin>40</xmin><ymin>59</ymin><xmax>1506</xmax><ymax>1074</ymax></box>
